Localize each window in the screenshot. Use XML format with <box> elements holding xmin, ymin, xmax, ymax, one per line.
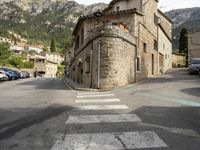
<box><xmin>116</xmin><ymin>6</ymin><xmax>120</xmax><ymax>11</ymax></box>
<box><xmin>136</xmin><ymin>57</ymin><xmax>140</xmax><ymax>71</ymax></box>
<box><xmin>143</xmin><ymin>42</ymin><xmax>147</xmax><ymax>53</ymax></box>
<box><xmin>163</xmin><ymin>44</ymin><xmax>165</xmax><ymax>50</ymax></box>
<box><xmin>154</xmin><ymin>40</ymin><xmax>158</xmax><ymax>51</ymax></box>
<box><xmin>81</xmin><ymin>28</ymin><xmax>84</xmax><ymax>44</ymax></box>
<box><xmin>85</xmin><ymin>56</ymin><xmax>90</xmax><ymax>74</ymax></box>
<box><xmin>75</xmin><ymin>35</ymin><xmax>80</xmax><ymax>51</ymax></box>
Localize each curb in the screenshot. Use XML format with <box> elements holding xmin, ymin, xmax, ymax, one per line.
<box><xmin>63</xmin><ymin>78</ymin><xmax>99</xmax><ymax>92</ymax></box>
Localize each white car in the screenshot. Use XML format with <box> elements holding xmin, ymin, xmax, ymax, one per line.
<box><xmin>0</xmin><ymin>70</ymin><xmax>8</xmax><ymax>81</ymax></box>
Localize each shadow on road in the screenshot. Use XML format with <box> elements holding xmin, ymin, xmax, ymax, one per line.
<box><xmin>133</xmin><ymin>106</ymin><xmax>200</xmax><ymax>134</ymax></box>
<box><xmin>181</xmin><ymin>88</ymin><xmax>200</xmax><ymax>97</ymax></box>
<box><xmin>17</xmin><ymin>78</ymin><xmax>71</xmax><ymax>90</ymax></box>
<box><xmin>0</xmin><ymin>104</ymin><xmax>73</xmax><ymax>141</ymax></box>
<box><xmin>138</xmin><ymin>69</ymin><xmax>200</xmax><ymax>84</ymax></box>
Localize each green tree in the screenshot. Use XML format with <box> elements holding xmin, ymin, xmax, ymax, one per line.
<box><xmin>0</xmin><ymin>42</ymin><xmax>12</xmax><ymax>66</ymax></box>
<box><xmin>50</xmin><ymin>38</ymin><xmax>56</xmax><ymax>53</ymax></box>
<box><xmin>179</xmin><ymin>28</ymin><xmax>188</xmax><ymax>54</ymax></box>
<box><xmin>179</xmin><ymin>28</ymin><xmax>188</xmax><ymax>66</ymax></box>
<box><xmin>43</xmin><ymin>46</ymin><xmax>49</xmax><ymax>52</ymax></box>
<box><xmin>9</xmin><ymin>56</ymin><xmax>24</xmax><ymax>68</ymax></box>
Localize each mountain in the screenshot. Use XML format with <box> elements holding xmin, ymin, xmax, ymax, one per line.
<box><xmin>0</xmin><ymin>0</ymin><xmax>199</xmax><ymax>51</ymax></box>
<box><xmin>165</xmin><ymin>7</ymin><xmax>200</xmax><ymax>49</ymax></box>
<box><xmin>0</xmin><ymin>0</ymin><xmax>107</xmax><ymax>52</ymax></box>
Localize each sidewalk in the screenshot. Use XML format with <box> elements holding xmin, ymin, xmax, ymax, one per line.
<box><xmin>63</xmin><ymin>77</ymin><xmax>99</xmax><ymax>91</ymax></box>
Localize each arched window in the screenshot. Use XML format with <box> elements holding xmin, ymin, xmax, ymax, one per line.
<box><xmin>85</xmin><ymin>56</ymin><xmax>90</xmax><ymax>74</ymax></box>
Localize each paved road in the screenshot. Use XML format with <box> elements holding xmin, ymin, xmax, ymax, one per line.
<box><xmin>0</xmin><ymin>69</ymin><xmax>200</xmax><ymax>150</ymax></box>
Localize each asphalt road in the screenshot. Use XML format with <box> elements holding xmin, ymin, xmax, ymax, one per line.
<box><xmin>0</xmin><ymin>69</ymin><xmax>199</xmax><ymax>150</ymax></box>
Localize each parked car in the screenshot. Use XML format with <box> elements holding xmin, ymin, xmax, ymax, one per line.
<box><xmin>189</xmin><ymin>58</ymin><xmax>200</xmax><ymax>74</ymax></box>
<box><xmin>21</xmin><ymin>71</ymin><xmax>30</xmax><ymax>78</ymax></box>
<box><xmin>0</xmin><ymin>70</ymin><xmax>8</xmax><ymax>81</ymax></box>
<box><xmin>2</xmin><ymin>68</ymin><xmax>20</xmax><ymax>80</ymax></box>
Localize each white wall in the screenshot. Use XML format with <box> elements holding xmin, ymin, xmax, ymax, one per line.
<box><xmin>158</xmin><ymin>27</ymin><xmax>172</xmax><ymax>72</ymax></box>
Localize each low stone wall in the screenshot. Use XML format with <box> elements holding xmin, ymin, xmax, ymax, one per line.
<box><xmin>172</xmin><ymin>53</ymin><xmax>186</xmax><ymax>68</ymax></box>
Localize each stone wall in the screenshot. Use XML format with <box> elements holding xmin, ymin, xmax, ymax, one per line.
<box><xmin>188</xmin><ymin>31</ymin><xmax>200</xmax><ymax>62</ymax></box>
<box><xmin>172</xmin><ymin>53</ymin><xmax>186</xmax><ymax>68</ymax></box>
<box><xmin>69</xmin><ymin>25</ymin><xmax>136</xmax><ymax>90</ymax></box>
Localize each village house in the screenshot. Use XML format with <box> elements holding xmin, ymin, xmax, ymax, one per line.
<box><xmin>10</xmin><ymin>43</ymin><xmax>26</xmax><ymax>55</ymax></box>
<box><xmin>188</xmin><ymin>31</ymin><xmax>200</xmax><ymax>62</ymax></box>
<box><xmin>0</xmin><ymin>36</ymin><xmax>12</xmax><ymax>44</ymax></box>
<box><xmin>40</xmin><ymin>51</ymin><xmax>64</xmax><ymax>64</ymax></box>
<box><xmin>29</xmin><ymin>52</ymin><xmax>64</xmax><ymax>78</ymax></box>
<box><xmin>67</xmin><ymin>0</ymin><xmax>173</xmax><ymax>90</ymax></box>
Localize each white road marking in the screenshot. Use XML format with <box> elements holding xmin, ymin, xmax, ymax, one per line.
<box><xmin>77</xmin><ymin>94</ymin><xmax>115</xmax><ymax>98</ymax></box>
<box><xmin>66</xmin><ymin>114</ymin><xmax>141</xmax><ymax>124</ymax></box>
<box><xmin>75</xmin><ymin>98</ymin><xmax>120</xmax><ymax>103</ymax></box>
<box><xmin>51</xmin><ymin>131</ymin><xmax>167</xmax><ymax>150</ymax></box>
<box><xmin>75</xmin><ymin>105</ymin><xmax>128</xmax><ymax>110</ymax></box>
<box><xmin>77</xmin><ymin>92</ymin><xmax>111</xmax><ymax>95</ymax></box>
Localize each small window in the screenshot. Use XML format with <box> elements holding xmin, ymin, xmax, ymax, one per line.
<box><xmin>81</xmin><ymin>28</ymin><xmax>84</xmax><ymax>44</ymax></box>
<box><xmin>143</xmin><ymin>42</ymin><xmax>147</xmax><ymax>53</ymax></box>
<box><xmin>75</xmin><ymin>35</ymin><xmax>80</xmax><ymax>51</ymax></box>
<box><xmin>116</xmin><ymin>6</ymin><xmax>120</xmax><ymax>11</ymax></box>
<box><xmin>154</xmin><ymin>13</ymin><xmax>158</xmax><ymax>25</ymax></box>
<box><xmin>165</xmin><ymin>54</ymin><xmax>167</xmax><ymax>59</ymax></box>
<box><xmin>154</xmin><ymin>40</ymin><xmax>158</xmax><ymax>51</ymax></box>
<box><xmin>85</xmin><ymin>56</ymin><xmax>90</xmax><ymax>74</ymax></box>
<box><xmin>136</xmin><ymin>57</ymin><xmax>140</xmax><ymax>71</ymax></box>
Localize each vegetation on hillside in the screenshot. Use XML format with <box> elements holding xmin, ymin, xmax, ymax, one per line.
<box><xmin>0</xmin><ymin>42</ymin><xmax>33</xmax><ymax>68</ymax></box>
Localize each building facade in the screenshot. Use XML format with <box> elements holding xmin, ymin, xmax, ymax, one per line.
<box><xmin>40</xmin><ymin>51</ymin><xmax>64</xmax><ymax>64</ymax></box>
<box><xmin>188</xmin><ymin>31</ymin><xmax>200</xmax><ymax>62</ymax></box>
<box><xmin>0</xmin><ymin>37</ymin><xmax>12</xmax><ymax>44</ymax></box>
<box><xmin>29</xmin><ymin>52</ymin><xmax>64</xmax><ymax>78</ymax></box>
<box><xmin>68</xmin><ymin>0</ymin><xmax>172</xmax><ymax>90</ymax></box>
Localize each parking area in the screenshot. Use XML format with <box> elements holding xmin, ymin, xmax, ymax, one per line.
<box><xmin>0</xmin><ymin>67</ymin><xmax>31</xmax><ymax>82</ymax></box>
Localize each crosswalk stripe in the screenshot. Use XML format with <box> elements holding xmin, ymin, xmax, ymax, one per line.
<box><xmin>75</xmin><ymin>105</ymin><xmax>128</xmax><ymax>110</ymax></box>
<box><xmin>66</xmin><ymin>114</ymin><xmax>141</xmax><ymax>124</ymax></box>
<box><xmin>51</xmin><ymin>131</ymin><xmax>167</xmax><ymax>150</ymax></box>
<box><xmin>75</xmin><ymin>98</ymin><xmax>120</xmax><ymax>103</ymax></box>
<box><xmin>77</xmin><ymin>94</ymin><xmax>115</xmax><ymax>98</ymax></box>
<box><xmin>77</xmin><ymin>92</ymin><xmax>111</xmax><ymax>95</ymax></box>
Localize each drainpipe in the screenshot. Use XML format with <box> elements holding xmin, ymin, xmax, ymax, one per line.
<box><xmin>97</xmin><ymin>41</ymin><xmax>101</xmax><ymax>89</ymax></box>
<box><xmin>90</xmin><ymin>46</ymin><xmax>93</xmax><ymax>88</ymax></box>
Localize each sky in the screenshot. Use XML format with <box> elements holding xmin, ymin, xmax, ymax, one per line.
<box><xmin>75</xmin><ymin>0</ymin><xmax>200</xmax><ymax>12</ymax></box>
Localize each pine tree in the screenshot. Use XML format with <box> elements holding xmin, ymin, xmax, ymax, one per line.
<box><xmin>179</xmin><ymin>28</ymin><xmax>188</xmax><ymax>66</ymax></box>
<box><xmin>179</xmin><ymin>28</ymin><xmax>188</xmax><ymax>54</ymax></box>
<box><xmin>50</xmin><ymin>38</ymin><xmax>56</xmax><ymax>53</ymax></box>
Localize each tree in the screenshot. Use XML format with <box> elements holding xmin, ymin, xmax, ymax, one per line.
<box><xmin>179</xmin><ymin>28</ymin><xmax>188</xmax><ymax>66</ymax></box>
<box><xmin>0</xmin><ymin>42</ymin><xmax>12</xmax><ymax>66</ymax></box>
<box><xmin>179</xmin><ymin>28</ymin><xmax>188</xmax><ymax>54</ymax></box>
<box><xmin>50</xmin><ymin>38</ymin><xmax>56</xmax><ymax>53</ymax></box>
<box><xmin>43</xmin><ymin>46</ymin><xmax>49</xmax><ymax>52</ymax></box>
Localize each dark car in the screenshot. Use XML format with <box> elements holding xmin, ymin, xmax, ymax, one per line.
<box><xmin>189</xmin><ymin>58</ymin><xmax>200</xmax><ymax>74</ymax></box>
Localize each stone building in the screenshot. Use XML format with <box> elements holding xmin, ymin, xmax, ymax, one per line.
<box><xmin>40</xmin><ymin>51</ymin><xmax>64</xmax><ymax>64</ymax></box>
<box><xmin>29</xmin><ymin>52</ymin><xmax>64</xmax><ymax>78</ymax></box>
<box><xmin>68</xmin><ymin>0</ymin><xmax>172</xmax><ymax>90</ymax></box>
<box><xmin>188</xmin><ymin>31</ymin><xmax>200</xmax><ymax>62</ymax></box>
<box><xmin>0</xmin><ymin>36</ymin><xmax>12</xmax><ymax>44</ymax></box>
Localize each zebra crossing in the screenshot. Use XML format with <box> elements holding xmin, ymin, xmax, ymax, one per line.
<box><xmin>51</xmin><ymin>91</ymin><xmax>168</xmax><ymax>150</ymax></box>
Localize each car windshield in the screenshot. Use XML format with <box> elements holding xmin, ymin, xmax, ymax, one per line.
<box><xmin>191</xmin><ymin>59</ymin><xmax>200</xmax><ymax>64</ymax></box>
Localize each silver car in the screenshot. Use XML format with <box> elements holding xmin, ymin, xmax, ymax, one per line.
<box><xmin>189</xmin><ymin>58</ymin><xmax>200</xmax><ymax>74</ymax></box>
<box><xmin>0</xmin><ymin>70</ymin><xmax>8</xmax><ymax>81</ymax></box>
